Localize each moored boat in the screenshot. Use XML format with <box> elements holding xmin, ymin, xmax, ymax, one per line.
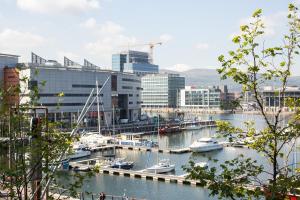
<box><xmin>68</xmin><ymin>145</ymin><xmax>91</xmax><ymax>160</ymax></box>
<box><xmin>159</xmin><ymin>125</ymin><xmax>181</xmax><ymax>134</ymax></box>
<box><xmin>145</xmin><ymin>159</ymin><xmax>175</xmax><ymax>173</ymax></box>
<box><xmin>110</xmin><ymin>158</ymin><xmax>134</xmax><ymax>170</ymax></box>
<box><xmin>189</xmin><ymin>137</ymin><xmax>223</xmax><ymax>153</ymax></box>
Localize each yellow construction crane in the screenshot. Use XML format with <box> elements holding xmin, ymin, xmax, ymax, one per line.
<box><xmin>120</xmin><ymin>42</ymin><xmax>162</xmax><ymax>64</ymax></box>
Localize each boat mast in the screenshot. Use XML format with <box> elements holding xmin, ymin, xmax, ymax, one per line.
<box><xmin>156</xmin><ymin>114</ymin><xmax>160</xmax><ymax>173</ymax></box>
<box><xmin>96</xmin><ymin>79</ymin><xmax>101</xmax><ymax>135</ymax></box>
<box><xmin>113</xmin><ymin>104</ymin><xmax>116</xmax><ymax>156</ymax></box>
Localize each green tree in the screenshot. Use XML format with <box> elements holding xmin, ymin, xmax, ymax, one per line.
<box><xmin>0</xmin><ymin>68</ymin><xmax>89</xmax><ymax>200</ymax></box>
<box><xmin>185</xmin><ymin>4</ymin><xmax>300</xmax><ymax>200</ymax></box>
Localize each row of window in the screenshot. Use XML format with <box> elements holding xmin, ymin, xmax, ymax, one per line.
<box><xmin>38</xmin><ymin>102</ymin><xmax>103</xmax><ymax>107</ymax></box>
<box><xmin>72</xmin><ymin>84</ymin><xmax>102</xmax><ymax>88</ymax></box>
<box><xmin>122</xmin><ymin>78</ymin><xmax>141</xmax><ymax>83</ymax></box>
<box><xmin>39</xmin><ymin>93</ymin><xmax>104</xmax><ymax>97</ymax></box>
<box><xmin>122</xmin><ymin>86</ymin><xmax>143</xmax><ymax>90</ymax></box>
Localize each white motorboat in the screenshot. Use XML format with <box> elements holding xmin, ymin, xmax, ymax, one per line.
<box><xmin>80</xmin><ymin>132</ymin><xmax>112</xmax><ymax>150</ymax></box>
<box><xmin>189</xmin><ymin>137</ymin><xmax>223</xmax><ymax>153</ymax></box>
<box><xmin>145</xmin><ymin>159</ymin><xmax>175</xmax><ymax>174</ymax></box>
<box><xmin>184</xmin><ymin>124</ymin><xmax>202</xmax><ymax>130</ymax></box>
<box><xmin>195</xmin><ymin>162</ymin><xmax>208</xmax><ymax>168</ymax></box>
<box><xmin>68</xmin><ymin>147</ymin><xmax>91</xmax><ymax>159</ymax></box>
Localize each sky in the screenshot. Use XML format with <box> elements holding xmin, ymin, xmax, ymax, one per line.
<box><xmin>0</xmin><ymin>0</ymin><xmax>299</xmax><ymax>74</ymax></box>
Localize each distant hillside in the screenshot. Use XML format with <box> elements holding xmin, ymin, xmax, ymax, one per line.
<box><xmin>160</xmin><ymin>68</ymin><xmax>300</xmax><ymax>92</ymax></box>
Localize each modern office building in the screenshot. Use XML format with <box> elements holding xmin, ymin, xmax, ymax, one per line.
<box><xmin>3</xmin><ymin>53</ymin><xmax>142</xmax><ymax>126</ymax></box>
<box><xmin>262</xmin><ymin>86</ymin><xmax>300</xmax><ymax>111</ymax></box>
<box><xmin>141</xmin><ymin>73</ymin><xmax>185</xmax><ymax>108</ymax></box>
<box><xmin>112</xmin><ymin>50</ymin><xmax>159</xmax><ymax>75</ymax></box>
<box><xmin>179</xmin><ymin>86</ymin><xmax>221</xmax><ymax>108</ymax></box>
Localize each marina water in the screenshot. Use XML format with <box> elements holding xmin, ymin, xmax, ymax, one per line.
<box><xmin>69</xmin><ymin>113</ymin><xmax>297</xmax><ymax>200</ymax></box>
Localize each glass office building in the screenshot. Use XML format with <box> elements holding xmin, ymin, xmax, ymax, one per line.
<box><xmin>141</xmin><ymin>73</ymin><xmax>185</xmax><ymax>108</ymax></box>
<box><xmin>179</xmin><ymin>86</ymin><xmax>221</xmax><ymax>108</ymax></box>
<box><xmin>112</xmin><ymin>54</ymin><xmax>127</xmax><ymax>72</ymax></box>
<box><xmin>112</xmin><ymin>50</ymin><xmax>159</xmax><ymax>75</ymax></box>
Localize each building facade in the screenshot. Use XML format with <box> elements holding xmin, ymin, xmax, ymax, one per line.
<box><xmin>179</xmin><ymin>86</ymin><xmax>221</xmax><ymax>108</ymax></box>
<box><xmin>18</xmin><ymin>62</ymin><xmax>142</xmax><ymax>126</ymax></box>
<box><xmin>112</xmin><ymin>50</ymin><xmax>159</xmax><ymax>75</ymax></box>
<box><xmin>141</xmin><ymin>73</ymin><xmax>185</xmax><ymax>108</ymax></box>
<box><xmin>0</xmin><ymin>53</ymin><xmax>19</xmax><ymax>84</ymax></box>
<box><xmin>262</xmin><ymin>86</ymin><xmax>300</xmax><ymax>112</ymax></box>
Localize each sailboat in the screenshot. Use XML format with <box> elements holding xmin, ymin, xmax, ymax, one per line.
<box><xmin>145</xmin><ymin>115</ymin><xmax>175</xmax><ymax>174</ymax></box>
<box><xmin>80</xmin><ymin>80</ymin><xmax>112</xmax><ymax>150</ymax></box>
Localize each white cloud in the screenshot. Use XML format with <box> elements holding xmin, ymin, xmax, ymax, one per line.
<box><xmin>80</xmin><ymin>17</ymin><xmax>97</xmax><ymax>29</ymax></box>
<box><xmin>82</xmin><ymin>19</ymin><xmax>138</xmax><ymax>68</ymax></box>
<box><xmin>231</xmin><ymin>11</ymin><xmax>287</xmax><ymax>38</ymax></box>
<box><xmin>159</xmin><ymin>34</ymin><xmax>173</xmax><ymax>43</ymax></box>
<box><xmin>17</xmin><ymin>0</ymin><xmax>100</xmax><ymax>14</ymax></box>
<box><xmin>167</xmin><ymin>64</ymin><xmax>194</xmax><ymax>72</ymax></box>
<box><xmin>195</xmin><ymin>43</ymin><xmax>209</xmax><ymax>50</ymax></box>
<box><xmin>98</xmin><ymin>21</ymin><xmax>124</xmax><ymax>35</ymax></box>
<box><xmin>0</xmin><ymin>28</ymin><xmax>45</xmax><ymax>54</ymax></box>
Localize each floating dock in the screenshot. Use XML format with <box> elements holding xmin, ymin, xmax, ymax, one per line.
<box><xmin>99</xmin><ymin>168</ymin><xmax>201</xmax><ymax>186</ymax></box>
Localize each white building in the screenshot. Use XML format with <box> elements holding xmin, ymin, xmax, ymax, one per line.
<box><xmin>18</xmin><ymin>61</ymin><xmax>141</xmax><ymax>126</ymax></box>
<box><xmin>179</xmin><ymin>86</ymin><xmax>221</xmax><ymax>108</ymax></box>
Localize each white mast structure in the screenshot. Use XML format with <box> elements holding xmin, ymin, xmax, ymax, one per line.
<box><xmin>96</xmin><ymin>79</ymin><xmax>101</xmax><ymax>135</ymax></box>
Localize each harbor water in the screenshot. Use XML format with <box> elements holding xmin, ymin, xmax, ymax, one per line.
<box><xmin>70</xmin><ymin>113</ymin><xmax>298</xmax><ymax>200</ymax></box>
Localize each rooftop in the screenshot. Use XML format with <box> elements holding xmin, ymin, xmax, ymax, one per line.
<box><xmin>0</xmin><ymin>53</ymin><xmax>20</xmax><ymax>58</ymax></box>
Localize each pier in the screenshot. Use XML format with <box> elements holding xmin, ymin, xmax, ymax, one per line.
<box><xmin>99</xmin><ymin>168</ymin><xmax>200</xmax><ymax>187</ymax></box>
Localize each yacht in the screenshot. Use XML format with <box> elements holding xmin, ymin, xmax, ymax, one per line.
<box><xmin>80</xmin><ymin>132</ymin><xmax>112</xmax><ymax>150</ymax></box>
<box><xmin>68</xmin><ymin>145</ymin><xmax>91</xmax><ymax>159</ymax></box>
<box><xmin>189</xmin><ymin>137</ymin><xmax>223</xmax><ymax>153</ymax></box>
<box><xmin>110</xmin><ymin>158</ymin><xmax>134</xmax><ymax>170</ymax></box>
<box><xmin>145</xmin><ymin>159</ymin><xmax>175</xmax><ymax>174</ymax></box>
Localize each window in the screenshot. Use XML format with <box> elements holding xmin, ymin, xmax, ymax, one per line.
<box><xmin>129</xmin><ymin>102</ymin><xmax>133</xmax><ymax>104</ymax></box>
<box><xmin>129</xmin><ymin>94</ymin><xmax>133</xmax><ymax>97</ymax></box>
<box><xmin>111</xmin><ymin>75</ymin><xmax>117</xmax><ymax>91</ymax></box>
<box><xmin>28</xmin><ymin>80</ymin><xmax>38</xmax><ymax>90</ymax></box>
<box><xmin>122</xmin><ymin>86</ymin><xmax>133</xmax><ymax>89</ymax></box>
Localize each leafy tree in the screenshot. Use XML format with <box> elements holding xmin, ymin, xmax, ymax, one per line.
<box><xmin>0</xmin><ymin>68</ymin><xmax>89</xmax><ymax>199</ymax></box>
<box><xmin>185</xmin><ymin>4</ymin><xmax>300</xmax><ymax>200</ymax></box>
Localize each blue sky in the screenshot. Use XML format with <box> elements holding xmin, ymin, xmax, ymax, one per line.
<box><xmin>0</xmin><ymin>0</ymin><xmax>299</xmax><ymax>74</ymax></box>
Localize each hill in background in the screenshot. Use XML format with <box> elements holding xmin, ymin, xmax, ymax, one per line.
<box><xmin>160</xmin><ymin>68</ymin><xmax>300</xmax><ymax>92</ymax></box>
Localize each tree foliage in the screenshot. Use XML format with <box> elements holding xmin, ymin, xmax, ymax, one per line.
<box><xmin>0</xmin><ymin>68</ymin><xmax>88</xmax><ymax>199</ymax></box>
<box><xmin>185</xmin><ymin>4</ymin><xmax>300</xmax><ymax>200</ymax></box>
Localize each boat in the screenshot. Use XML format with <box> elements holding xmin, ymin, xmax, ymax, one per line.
<box><xmin>68</xmin><ymin>146</ymin><xmax>91</xmax><ymax>159</ymax></box>
<box><xmin>80</xmin><ymin>132</ymin><xmax>112</xmax><ymax>150</ymax></box>
<box><xmin>110</xmin><ymin>158</ymin><xmax>134</xmax><ymax>170</ymax></box>
<box><xmin>145</xmin><ymin>159</ymin><xmax>175</xmax><ymax>173</ymax></box>
<box><xmin>159</xmin><ymin>125</ymin><xmax>181</xmax><ymax>134</ymax></box>
<box><xmin>183</xmin><ymin>124</ymin><xmax>202</xmax><ymax>131</ymax></box>
<box><xmin>73</xmin><ymin>165</ymin><xmax>91</xmax><ymax>172</ymax></box>
<box><xmin>146</xmin><ymin>115</ymin><xmax>176</xmax><ymax>173</ymax></box>
<box><xmin>117</xmin><ymin>132</ymin><xmax>157</xmax><ymax>147</ymax></box>
<box><xmin>189</xmin><ymin>137</ymin><xmax>223</xmax><ymax>153</ymax></box>
<box><xmin>195</xmin><ymin>162</ymin><xmax>208</xmax><ymax>168</ymax></box>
